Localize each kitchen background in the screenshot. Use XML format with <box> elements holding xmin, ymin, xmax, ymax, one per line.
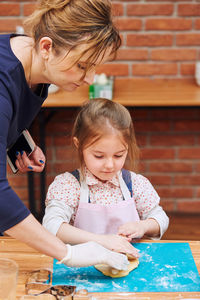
<box><xmin>1</xmin><ymin>1</ymin><xmax>200</xmax><ymax>224</ymax></box>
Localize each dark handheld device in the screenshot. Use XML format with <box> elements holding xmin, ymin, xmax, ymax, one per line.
<box><xmin>7</xmin><ymin>130</ymin><xmax>35</xmax><ymax>173</ymax></box>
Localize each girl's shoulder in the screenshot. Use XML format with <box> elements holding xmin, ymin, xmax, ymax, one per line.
<box><xmin>46</xmin><ymin>171</ymin><xmax>81</xmax><ymax>206</ymax></box>
<box><xmin>127</xmin><ymin>170</ymin><xmax>159</xmax><ymax>199</ymax></box>
<box><xmin>57</xmin><ymin>170</ymin><xmax>80</xmax><ymax>180</ymax></box>
<box><xmin>127</xmin><ymin>170</ymin><xmax>153</xmax><ymax>186</ymax></box>
<box><xmin>50</xmin><ymin>170</ymin><xmax>81</xmax><ymax>188</ymax></box>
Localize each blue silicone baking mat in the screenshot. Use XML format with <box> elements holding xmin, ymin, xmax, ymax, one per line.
<box><xmin>52</xmin><ymin>242</ymin><xmax>200</xmax><ymax>292</ymax></box>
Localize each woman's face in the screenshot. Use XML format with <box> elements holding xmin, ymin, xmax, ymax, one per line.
<box><xmin>40</xmin><ymin>39</ymin><xmax>112</xmax><ymax>92</ymax></box>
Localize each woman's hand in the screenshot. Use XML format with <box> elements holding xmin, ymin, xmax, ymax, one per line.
<box><xmin>118</xmin><ymin>221</ymin><xmax>147</xmax><ymax>240</ymax></box>
<box><xmin>97</xmin><ymin>234</ymin><xmax>139</xmax><ymax>259</ymax></box>
<box><xmin>15</xmin><ymin>145</ymin><xmax>46</xmax><ymax>173</ymax></box>
<box><xmin>59</xmin><ymin>241</ymin><xmax>130</xmax><ymax>270</ymax></box>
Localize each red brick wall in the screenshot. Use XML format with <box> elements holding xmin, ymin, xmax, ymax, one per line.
<box><xmin>1</xmin><ymin>0</ymin><xmax>200</xmax><ymax>79</ymax></box>
<box><xmin>45</xmin><ymin>107</ymin><xmax>200</xmax><ymax>214</ymax></box>
<box><xmin>2</xmin><ymin>1</ymin><xmax>200</xmax><ymax>215</ymax></box>
<box><xmin>7</xmin><ymin>106</ymin><xmax>200</xmax><ymax>215</ymax></box>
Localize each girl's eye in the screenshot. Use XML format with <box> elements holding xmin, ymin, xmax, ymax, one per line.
<box><xmin>94</xmin><ymin>155</ymin><xmax>103</xmax><ymax>159</ymax></box>
<box><xmin>77</xmin><ymin>63</ymin><xmax>86</xmax><ymax>70</ymax></box>
<box><xmin>114</xmin><ymin>155</ymin><xmax>123</xmax><ymax>158</ymax></box>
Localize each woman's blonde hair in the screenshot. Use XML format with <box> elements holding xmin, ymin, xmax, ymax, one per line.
<box><xmin>72</xmin><ymin>98</ymin><xmax>139</xmax><ymax>174</ymax></box>
<box><xmin>24</xmin><ymin>0</ymin><xmax>121</xmax><ymax>70</ymax></box>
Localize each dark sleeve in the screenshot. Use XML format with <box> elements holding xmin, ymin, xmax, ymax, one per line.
<box><xmin>0</xmin><ymin>89</ymin><xmax>30</xmax><ymax>232</ymax></box>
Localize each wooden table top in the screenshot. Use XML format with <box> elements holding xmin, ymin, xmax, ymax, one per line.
<box><xmin>44</xmin><ymin>78</ymin><xmax>200</xmax><ymax>108</ymax></box>
<box><xmin>1</xmin><ymin>237</ymin><xmax>200</xmax><ymax>299</ymax></box>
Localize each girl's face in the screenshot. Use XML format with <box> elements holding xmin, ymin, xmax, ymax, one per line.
<box><xmin>39</xmin><ymin>38</ymin><xmax>112</xmax><ymax>92</ymax></box>
<box><xmin>82</xmin><ymin>132</ymin><xmax>128</xmax><ymax>182</ymax></box>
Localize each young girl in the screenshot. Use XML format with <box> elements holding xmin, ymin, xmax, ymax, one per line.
<box><xmin>43</xmin><ymin>98</ymin><xmax>169</xmax><ymax>257</ymax></box>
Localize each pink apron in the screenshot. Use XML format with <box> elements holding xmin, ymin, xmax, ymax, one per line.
<box><xmin>74</xmin><ymin>172</ymin><xmax>140</xmax><ymax>234</ymax></box>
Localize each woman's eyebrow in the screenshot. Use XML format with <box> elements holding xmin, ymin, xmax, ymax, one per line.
<box><xmin>79</xmin><ymin>60</ymin><xmax>96</xmax><ymax>67</ymax></box>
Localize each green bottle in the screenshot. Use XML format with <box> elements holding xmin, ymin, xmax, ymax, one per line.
<box><xmin>89</xmin><ymin>84</ymin><xmax>94</xmax><ymax>99</ymax></box>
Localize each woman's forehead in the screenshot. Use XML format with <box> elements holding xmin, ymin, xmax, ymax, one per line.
<box><xmin>62</xmin><ymin>42</ymin><xmax>113</xmax><ymax>65</ymax></box>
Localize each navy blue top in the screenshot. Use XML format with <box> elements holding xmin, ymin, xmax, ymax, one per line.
<box><xmin>0</xmin><ymin>34</ymin><xmax>48</xmax><ymax>232</ymax></box>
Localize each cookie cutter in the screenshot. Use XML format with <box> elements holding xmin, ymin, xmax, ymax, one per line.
<box><xmin>25</xmin><ymin>268</ymin><xmax>76</xmax><ymax>299</ymax></box>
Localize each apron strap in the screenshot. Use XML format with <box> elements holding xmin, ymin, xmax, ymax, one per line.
<box><xmin>118</xmin><ymin>172</ymin><xmax>133</xmax><ymax>202</ymax></box>
<box><xmin>70</xmin><ymin>169</ymin><xmax>91</xmax><ymax>203</ymax></box>
<box><xmin>70</xmin><ymin>169</ymin><xmax>80</xmax><ymax>183</ymax></box>
<box><xmin>121</xmin><ymin>168</ymin><xmax>133</xmax><ymax>197</ymax></box>
<box><xmin>80</xmin><ymin>180</ymin><xmax>90</xmax><ymax>203</ymax></box>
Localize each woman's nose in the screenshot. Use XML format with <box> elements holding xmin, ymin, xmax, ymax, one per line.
<box><xmin>84</xmin><ymin>69</ymin><xmax>95</xmax><ymax>85</ymax></box>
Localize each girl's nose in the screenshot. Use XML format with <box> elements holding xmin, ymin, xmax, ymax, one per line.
<box><xmin>104</xmin><ymin>158</ymin><xmax>114</xmax><ymax>169</ymax></box>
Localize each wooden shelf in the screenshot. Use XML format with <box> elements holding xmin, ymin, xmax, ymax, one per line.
<box><xmin>44</xmin><ymin>78</ymin><xmax>200</xmax><ymax>108</ymax></box>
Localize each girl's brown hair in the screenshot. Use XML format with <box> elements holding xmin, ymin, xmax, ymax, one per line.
<box><xmin>72</xmin><ymin>98</ymin><xmax>139</xmax><ymax>174</ymax></box>
<box><xmin>24</xmin><ymin>0</ymin><xmax>121</xmax><ymax>71</ymax></box>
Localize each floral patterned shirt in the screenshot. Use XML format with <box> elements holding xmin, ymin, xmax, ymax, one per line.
<box><xmin>43</xmin><ymin>168</ymin><xmax>169</xmax><ymax>238</ymax></box>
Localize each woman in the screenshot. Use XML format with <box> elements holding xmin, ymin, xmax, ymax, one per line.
<box><xmin>0</xmin><ymin>0</ymin><xmax>136</xmax><ymax>269</ymax></box>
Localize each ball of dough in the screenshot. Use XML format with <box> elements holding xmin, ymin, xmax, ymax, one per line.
<box><xmin>95</xmin><ymin>257</ymin><xmax>139</xmax><ymax>278</ymax></box>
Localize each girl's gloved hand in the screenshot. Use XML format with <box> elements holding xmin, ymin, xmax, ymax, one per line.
<box><xmin>57</xmin><ymin>241</ymin><xmax>129</xmax><ymax>270</ymax></box>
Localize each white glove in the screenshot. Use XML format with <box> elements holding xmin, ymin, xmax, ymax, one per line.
<box><xmin>57</xmin><ymin>241</ymin><xmax>129</xmax><ymax>270</ymax></box>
